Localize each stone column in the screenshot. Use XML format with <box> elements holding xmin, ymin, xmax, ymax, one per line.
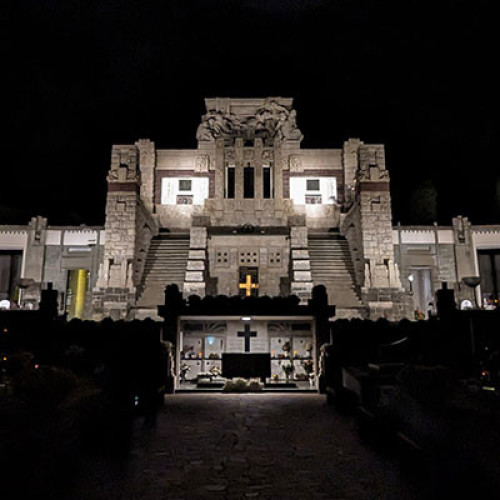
<box><xmin>235</xmin><ymin>138</ymin><xmax>244</xmax><ymax>200</ymax></box>
<box><xmin>92</xmin><ymin>145</ymin><xmax>142</xmax><ymax>320</ymax></box>
<box><xmin>342</xmin><ymin>138</ymin><xmax>363</xmax><ymax>208</ymax></box>
<box><xmin>273</xmin><ymin>138</ymin><xmax>283</xmax><ymax>201</ymax></box>
<box><xmin>289</xmin><ymin>217</ymin><xmax>313</xmax><ymax>304</ymax></box>
<box><xmin>183</xmin><ymin>221</ymin><xmax>208</xmax><ymax>297</ymax></box>
<box><xmin>22</xmin><ymin>216</ymin><xmax>48</xmax><ymax>308</ymax></box>
<box><xmin>136</xmin><ymin>139</ymin><xmax>156</xmax><ymax>212</ymax></box>
<box><xmin>214</xmin><ymin>139</ymin><xmax>225</xmax><ymax>199</ymax></box>
<box><xmin>254</xmin><ymin>138</ymin><xmax>263</xmax><ymax>199</ymax></box>
<box><xmin>452</xmin><ymin>216</ymin><xmax>477</xmax><ymax>305</ymax></box>
<box><xmin>356</xmin><ymin>145</ymin><xmax>406</xmax><ymax>320</ymax></box>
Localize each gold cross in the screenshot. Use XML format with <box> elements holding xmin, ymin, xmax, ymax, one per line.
<box><xmin>239</xmin><ymin>274</ymin><xmax>259</xmax><ymax>297</ymax></box>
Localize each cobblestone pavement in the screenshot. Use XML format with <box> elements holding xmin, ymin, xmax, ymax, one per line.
<box><xmin>74</xmin><ymin>394</ymin><xmax>420</xmax><ymax>499</ymax></box>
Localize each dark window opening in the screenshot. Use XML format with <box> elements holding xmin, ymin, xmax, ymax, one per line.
<box><xmin>244</xmin><ymin>166</ymin><xmax>255</xmax><ymax>199</ymax></box>
<box><xmin>263</xmin><ymin>167</ymin><xmax>271</xmax><ymax>199</ymax></box>
<box><xmin>478</xmin><ymin>250</ymin><xmax>500</xmax><ymax>304</ymax></box>
<box><xmin>227</xmin><ymin>167</ymin><xmax>235</xmax><ymax>199</ymax></box>
<box><xmin>307</xmin><ymin>179</ymin><xmax>320</xmax><ymax>191</ymax></box>
<box><xmin>0</xmin><ymin>251</ymin><xmax>22</xmax><ymax>301</ymax></box>
<box><xmin>179</xmin><ymin>179</ymin><xmax>192</xmax><ymax>191</ymax></box>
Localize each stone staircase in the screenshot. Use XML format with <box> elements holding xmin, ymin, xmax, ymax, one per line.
<box><xmin>308</xmin><ymin>235</ymin><xmax>364</xmax><ymax>317</ymax></box>
<box><xmin>135</xmin><ymin>234</ymin><xmax>190</xmax><ymax>311</ymax></box>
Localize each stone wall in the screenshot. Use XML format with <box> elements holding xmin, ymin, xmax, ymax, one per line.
<box><xmin>207</xmin><ymin>234</ymin><xmax>290</xmax><ymax>297</ymax></box>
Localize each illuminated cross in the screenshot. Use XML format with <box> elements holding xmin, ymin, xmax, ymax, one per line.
<box><xmin>238</xmin><ymin>323</ymin><xmax>257</xmax><ymax>352</ymax></box>
<box><xmin>239</xmin><ymin>274</ymin><xmax>259</xmax><ymax>297</ymax></box>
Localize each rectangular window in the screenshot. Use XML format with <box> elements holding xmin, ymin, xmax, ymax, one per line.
<box><xmin>306</xmin><ymin>179</ymin><xmax>320</xmax><ymax>191</ymax></box>
<box><xmin>179</xmin><ymin>179</ymin><xmax>192</xmax><ymax>191</ymax></box>
<box><xmin>263</xmin><ymin>166</ymin><xmax>272</xmax><ymax>199</ymax></box>
<box><xmin>244</xmin><ymin>166</ymin><xmax>255</xmax><ymax>199</ymax></box>
<box><xmin>227</xmin><ymin>167</ymin><xmax>235</xmax><ymax>199</ymax></box>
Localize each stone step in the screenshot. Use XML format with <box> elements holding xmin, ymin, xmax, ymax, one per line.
<box><xmin>149</xmin><ymin>242</ymin><xmax>190</xmax><ymax>246</ymax></box>
<box><xmin>308</xmin><ymin>252</ymin><xmax>351</xmax><ymax>256</ymax></box>
<box><xmin>310</xmin><ymin>266</ymin><xmax>353</xmax><ymax>270</ymax></box>
<box><xmin>147</xmin><ymin>249</ymin><xmax>190</xmax><ymax>254</ymax></box>
<box><xmin>143</xmin><ymin>264</ymin><xmax>187</xmax><ymax>269</ymax></box>
<box><xmin>308</xmin><ymin>241</ymin><xmax>349</xmax><ymax>245</ymax></box>
<box><xmin>144</xmin><ymin>274</ymin><xmax>186</xmax><ymax>279</ymax></box>
<box><xmin>308</xmin><ymin>248</ymin><xmax>350</xmax><ymax>252</ymax></box>
<box><xmin>308</xmin><ymin>237</ymin><xmax>361</xmax><ymax>308</ymax></box>
<box><xmin>138</xmin><ymin>236</ymin><xmax>190</xmax><ymax>306</ymax></box>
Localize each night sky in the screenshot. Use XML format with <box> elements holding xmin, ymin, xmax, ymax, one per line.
<box><xmin>2</xmin><ymin>0</ymin><xmax>496</xmax><ymax>226</ymax></box>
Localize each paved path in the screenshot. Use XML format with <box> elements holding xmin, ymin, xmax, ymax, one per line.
<box><xmin>73</xmin><ymin>394</ymin><xmax>419</xmax><ymax>499</ymax></box>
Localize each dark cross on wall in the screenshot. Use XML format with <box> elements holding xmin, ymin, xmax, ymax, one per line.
<box><xmin>238</xmin><ymin>323</ymin><xmax>257</xmax><ymax>352</ymax></box>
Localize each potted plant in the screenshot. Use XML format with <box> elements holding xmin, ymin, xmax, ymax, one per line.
<box><xmin>305</xmin><ymin>343</ymin><xmax>313</xmax><ymax>357</ymax></box>
<box><xmin>179</xmin><ymin>362</ymin><xmax>190</xmax><ymax>383</ymax></box>
<box><xmin>303</xmin><ymin>359</ymin><xmax>314</xmax><ymax>387</ymax></box>
<box><xmin>282</xmin><ymin>362</ymin><xmax>295</xmax><ymax>383</ymax></box>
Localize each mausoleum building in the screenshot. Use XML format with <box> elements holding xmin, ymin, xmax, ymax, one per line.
<box><xmin>2</xmin><ymin>98</ymin><xmax>500</xmax><ymax>322</ymax></box>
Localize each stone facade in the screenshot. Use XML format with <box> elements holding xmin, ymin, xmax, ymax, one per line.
<box><xmin>2</xmin><ymin>98</ymin><xmax>500</xmax><ymax>320</ymax></box>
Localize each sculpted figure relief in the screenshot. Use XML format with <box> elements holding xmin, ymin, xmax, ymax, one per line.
<box><xmin>196</xmin><ymin>100</ymin><xmax>302</xmax><ymax>141</ymax></box>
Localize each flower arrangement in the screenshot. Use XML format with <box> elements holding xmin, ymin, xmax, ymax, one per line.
<box><xmin>179</xmin><ymin>362</ymin><xmax>191</xmax><ymax>382</ymax></box>
<box><xmin>282</xmin><ymin>362</ymin><xmax>295</xmax><ymax>382</ymax></box>
<box><xmin>414</xmin><ymin>309</ymin><xmax>425</xmax><ymax>321</ymax></box>
<box><xmin>222</xmin><ymin>378</ymin><xmax>263</xmax><ymax>392</ymax></box>
<box><xmin>303</xmin><ymin>359</ymin><xmax>314</xmax><ymax>374</ymax></box>
<box><xmin>209</xmin><ymin>365</ymin><xmax>222</xmax><ymax>377</ymax></box>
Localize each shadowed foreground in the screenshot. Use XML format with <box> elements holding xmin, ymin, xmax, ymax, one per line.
<box><xmin>68</xmin><ymin>394</ymin><xmax>419</xmax><ymax>499</ymax></box>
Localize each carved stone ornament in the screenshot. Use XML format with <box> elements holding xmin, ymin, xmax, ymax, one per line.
<box><xmin>262</xmin><ymin>149</ymin><xmax>274</xmax><ymax>161</ymax></box>
<box><xmin>289</xmin><ymin>154</ymin><xmax>303</xmax><ymax>172</ymax></box>
<box><xmin>195</xmin><ymin>155</ymin><xmax>209</xmax><ymax>172</ymax></box>
<box><xmin>196</xmin><ymin>100</ymin><xmax>303</xmax><ymax>141</ymax></box>
<box><xmin>244</xmin><ymin>149</ymin><xmax>255</xmax><ymax>160</ymax></box>
<box><xmin>107</xmin><ymin>163</ymin><xmax>140</xmax><ymax>183</ymax></box>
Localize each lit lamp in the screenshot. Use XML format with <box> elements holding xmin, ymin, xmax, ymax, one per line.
<box><xmin>462</xmin><ymin>276</ymin><xmax>481</xmax><ymax>309</ymax></box>
<box><xmin>408</xmin><ymin>274</ymin><xmax>414</xmax><ymax>293</ymax></box>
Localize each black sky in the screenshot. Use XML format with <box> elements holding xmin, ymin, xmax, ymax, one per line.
<box><xmin>2</xmin><ymin>0</ymin><xmax>497</xmax><ymax>226</ymax></box>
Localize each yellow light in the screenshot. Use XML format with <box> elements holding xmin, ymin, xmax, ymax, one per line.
<box><xmin>74</xmin><ymin>269</ymin><xmax>88</xmax><ymax>319</ymax></box>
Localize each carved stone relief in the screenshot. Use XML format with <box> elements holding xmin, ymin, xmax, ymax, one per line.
<box><xmin>196</xmin><ymin>100</ymin><xmax>303</xmax><ymax>141</ymax></box>
<box><xmin>289</xmin><ymin>154</ymin><xmax>303</xmax><ymax>173</ymax></box>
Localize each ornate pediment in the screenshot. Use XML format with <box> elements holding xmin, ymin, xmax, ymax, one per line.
<box><xmin>196</xmin><ymin>97</ymin><xmax>303</xmax><ymax>142</ymax></box>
